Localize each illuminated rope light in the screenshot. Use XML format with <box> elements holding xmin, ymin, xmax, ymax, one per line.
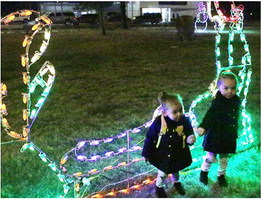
<box><xmin>87</xmin><ymin>167</ymin><xmax>202</xmax><ymax>198</ymax></box>
<box><xmin>60</xmin><ymin>122</ymin><xmax>203</xmax><ymax>197</ymax></box>
<box><xmin>1</xmin><ymin>4</ymin><xmax>254</xmax><ymax>198</ymax></box>
<box><xmin>188</xmin><ymin>1</ymin><xmax>253</xmax><ymax>147</ymax></box>
<box><xmin>207</xmin><ymin>1</ymin><xmax>244</xmax><ymax>31</ymax></box>
<box><xmin>195</xmin><ymin>2</ymin><xmax>209</xmax><ymax>32</ymax></box>
<box><xmin>1</xmin><ymin>10</ymin><xmax>71</xmax><ymax>198</ymax></box>
<box><xmin>1</xmin><ymin>10</ymin><xmax>53</xmax><ymax>140</ymax></box>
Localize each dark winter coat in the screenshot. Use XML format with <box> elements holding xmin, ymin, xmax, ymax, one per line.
<box><xmin>142</xmin><ymin>115</ymin><xmax>194</xmax><ymax>174</ymax></box>
<box><xmin>199</xmin><ymin>91</ymin><xmax>241</xmax><ymax>154</ymax></box>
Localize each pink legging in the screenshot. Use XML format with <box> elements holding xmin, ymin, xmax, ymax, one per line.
<box><xmin>201</xmin><ymin>152</ymin><xmax>229</xmax><ymax>176</ymax></box>
<box><xmin>156</xmin><ymin>169</ymin><xmax>179</xmax><ymax>188</ymax></box>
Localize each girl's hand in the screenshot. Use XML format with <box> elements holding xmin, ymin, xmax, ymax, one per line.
<box><xmin>187</xmin><ymin>134</ymin><xmax>196</xmax><ymax>144</ymax></box>
<box><xmin>197</xmin><ymin>127</ymin><xmax>206</xmax><ymax>136</ymax></box>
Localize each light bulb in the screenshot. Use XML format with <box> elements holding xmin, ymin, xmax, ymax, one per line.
<box><xmin>2</xmin><ymin>118</ymin><xmax>11</xmax><ymax>129</ymax></box>
<box><xmin>39</xmin><ymin>153</ymin><xmax>47</xmax><ymax>162</ymax></box>
<box><xmin>22</xmin><ymin>72</ymin><xmax>30</xmax><ymax>85</ymax></box>
<box><xmin>21</xmin><ymin>54</ymin><xmax>28</xmax><ymax>67</ymax></box>
<box><xmin>20</xmin><ymin>10</ymin><xmax>32</xmax><ymax>16</ymax></box>
<box><xmin>22</xmin><ymin>109</ymin><xmax>29</xmax><ymax>121</ymax></box>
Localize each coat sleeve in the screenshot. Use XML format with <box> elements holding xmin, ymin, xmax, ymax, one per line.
<box><xmin>141</xmin><ymin>117</ymin><xmax>160</xmax><ymax>159</ymax></box>
<box><xmin>199</xmin><ymin>99</ymin><xmax>218</xmax><ymax>131</ymax></box>
<box><xmin>183</xmin><ymin>116</ymin><xmax>195</xmax><ymax>145</ymax></box>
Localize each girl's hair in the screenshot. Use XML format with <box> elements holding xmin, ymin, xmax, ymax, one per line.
<box><xmin>158</xmin><ymin>91</ymin><xmax>183</xmax><ymax>110</ymax></box>
<box><xmin>217</xmin><ymin>71</ymin><xmax>238</xmax><ymax>87</ymax></box>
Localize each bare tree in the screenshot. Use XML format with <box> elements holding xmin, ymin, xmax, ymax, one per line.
<box><xmin>78</xmin><ymin>2</ymin><xmax>113</xmax><ymax>35</ymax></box>
<box><xmin>120</xmin><ymin>2</ymin><xmax>128</xmax><ymax>29</ymax></box>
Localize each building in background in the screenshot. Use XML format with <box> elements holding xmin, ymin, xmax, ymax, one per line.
<box><xmin>38</xmin><ymin>1</ymin><xmax>198</xmax><ymax>22</ymax></box>
<box><xmin>39</xmin><ymin>2</ymin><xmax>81</xmax><ymax>16</ymax></box>
<box><xmin>127</xmin><ymin>1</ymin><xmax>198</xmax><ymax>22</ymax></box>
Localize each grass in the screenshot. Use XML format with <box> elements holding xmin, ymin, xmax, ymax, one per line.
<box><xmin>1</xmin><ymin>25</ymin><xmax>260</xmax><ymax>198</ymax></box>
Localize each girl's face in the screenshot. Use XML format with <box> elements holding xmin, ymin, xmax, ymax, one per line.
<box><xmin>218</xmin><ymin>78</ymin><xmax>237</xmax><ymax>99</ymax></box>
<box><xmin>164</xmin><ymin>101</ymin><xmax>184</xmax><ymax>121</ymax></box>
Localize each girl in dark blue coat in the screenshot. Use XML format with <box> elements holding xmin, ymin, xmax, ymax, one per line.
<box><xmin>197</xmin><ymin>71</ymin><xmax>241</xmax><ymax>187</ymax></box>
<box><xmin>142</xmin><ymin>92</ymin><xmax>196</xmax><ymax>197</ymax></box>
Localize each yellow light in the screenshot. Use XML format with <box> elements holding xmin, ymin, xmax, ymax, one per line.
<box><xmin>130</xmin><ymin>185</ymin><xmax>141</xmax><ymax>190</ymax></box>
<box><xmin>22</xmin><ymin>126</ymin><xmax>29</xmax><ymax>137</ymax></box>
<box><xmin>22</xmin><ymin>36</ymin><xmax>31</xmax><ymax>47</ymax></box>
<box><xmin>40</xmin><ymin>15</ymin><xmax>52</xmax><ymax>25</ymax></box>
<box><xmin>73</xmin><ymin>172</ymin><xmax>83</xmax><ymax>177</ymax></box>
<box><xmin>88</xmin><ymin>169</ymin><xmax>97</xmax><ymax>175</ymax></box>
<box><xmin>60</xmin><ymin>155</ymin><xmax>68</xmax><ymax>165</ymax></box>
<box><xmin>117</xmin><ymin>162</ymin><xmax>127</xmax><ymax>167</ymax></box>
<box><xmin>1</xmin><ymin>104</ymin><xmax>7</xmax><ymax>115</ymax></box>
<box><xmin>105</xmin><ymin>191</ymin><xmax>115</xmax><ymax>196</ymax></box>
<box><xmin>103</xmin><ymin>165</ymin><xmax>113</xmax><ymax>171</ymax></box>
<box><xmin>132</xmin><ymin>158</ymin><xmax>140</xmax><ymax>163</ymax></box>
<box><xmin>32</xmin><ymin>23</ymin><xmax>42</xmax><ymax>31</ymax></box>
<box><xmin>75</xmin><ymin>183</ymin><xmax>80</xmax><ymax>192</ymax></box>
<box><xmin>22</xmin><ymin>93</ymin><xmax>28</xmax><ymax>104</ymax></box>
<box><xmin>22</xmin><ymin>72</ymin><xmax>30</xmax><ymax>84</ymax></box>
<box><xmin>91</xmin><ymin>194</ymin><xmax>102</xmax><ymax>198</ymax></box>
<box><xmin>142</xmin><ymin>179</ymin><xmax>152</xmax><ymax>185</ymax></box>
<box><xmin>2</xmin><ymin>118</ymin><xmax>11</xmax><ymax>129</ymax></box>
<box><xmin>118</xmin><ymin>189</ymin><xmax>129</xmax><ymax>194</ymax></box>
<box><xmin>1</xmin><ymin>84</ymin><xmax>7</xmax><ymax>95</ymax></box>
<box><xmin>20</xmin><ymin>10</ymin><xmax>32</xmax><ymax>16</ymax></box>
<box><xmin>21</xmin><ymin>54</ymin><xmax>28</xmax><ymax>67</ymax></box>
<box><xmin>22</xmin><ymin>109</ymin><xmax>29</xmax><ymax>121</ymax></box>
<box><xmin>8</xmin><ymin>131</ymin><xmax>21</xmax><ymax>139</ymax></box>
<box><xmin>7</xmin><ymin>14</ymin><xmax>15</xmax><ymax>21</ymax></box>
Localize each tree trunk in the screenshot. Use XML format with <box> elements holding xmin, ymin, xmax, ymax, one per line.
<box><xmin>61</xmin><ymin>2</ymin><xmax>64</xmax><ymax>14</ymax></box>
<box><xmin>99</xmin><ymin>4</ymin><xmax>106</xmax><ymax>35</ymax></box>
<box><xmin>120</xmin><ymin>2</ymin><xmax>128</xmax><ymax>29</ymax></box>
<box><xmin>54</xmin><ymin>2</ymin><xmax>57</xmax><ymax>16</ymax></box>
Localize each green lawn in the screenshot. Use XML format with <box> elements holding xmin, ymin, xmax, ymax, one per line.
<box><xmin>1</xmin><ymin>26</ymin><xmax>260</xmax><ymax>198</ymax></box>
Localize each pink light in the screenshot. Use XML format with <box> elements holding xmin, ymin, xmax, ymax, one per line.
<box><xmin>132</xmin><ymin>128</ymin><xmax>141</xmax><ymax>133</ymax></box>
<box><xmin>77</xmin><ymin>141</ymin><xmax>85</xmax><ymax>149</ymax></box>
<box><xmin>90</xmin><ymin>140</ymin><xmax>99</xmax><ymax>146</ymax></box>
<box><xmin>105</xmin><ymin>151</ymin><xmax>115</xmax><ymax>157</ymax></box>
<box><xmin>77</xmin><ymin>155</ymin><xmax>87</xmax><ymax>161</ymax></box>
<box><xmin>117</xmin><ymin>132</ymin><xmax>126</xmax><ymax>138</ymax></box>
<box><xmin>104</xmin><ymin>137</ymin><xmax>114</xmax><ymax>143</ymax></box>
<box><xmin>131</xmin><ymin>146</ymin><xmax>142</xmax><ymax>151</ymax></box>
<box><xmin>118</xmin><ymin>147</ymin><xmax>127</xmax><ymax>153</ymax></box>
<box><xmin>90</xmin><ymin>155</ymin><xmax>101</xmax><ymax>161</ymax></box>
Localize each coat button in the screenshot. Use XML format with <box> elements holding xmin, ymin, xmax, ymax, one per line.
<box><xmin>168</xmin><ymin>155</ymin><xmax>171</xmax><ymax>157</ymax></box>
<box><xmin>169</xmin><ymin>145</ymin><xmax>171</xmax><ymax>148</ymax></box>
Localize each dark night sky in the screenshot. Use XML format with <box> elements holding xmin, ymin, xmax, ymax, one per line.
<box><xmin>1</xmin><ymin>1</ymin><xmax>260</xmax><ymax>20</ymax></box>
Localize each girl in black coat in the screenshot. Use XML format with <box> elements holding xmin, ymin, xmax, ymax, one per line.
<box><xmin>142</xmin><ymin>92</ymin><xmax>196</xmax><ymax>197</ymax></box>
<box><xmin>197</xmin><ymin>71</ymin><xmax>241</xmax><ymax>187</ymax></box>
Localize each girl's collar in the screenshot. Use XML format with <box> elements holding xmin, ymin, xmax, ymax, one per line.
<box><xmin>215</xmin><ymin>91</ymin><xmax>237</xmax><ymax>101</ymax></box>
<box><xmin>164</xmin><ymin>115</ymin><xmax>184</xmax><ymax>123</ymax></box>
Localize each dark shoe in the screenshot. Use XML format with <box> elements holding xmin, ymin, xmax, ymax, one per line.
<box><xmin>155</xmin><ymin>186</ymin><xmax>167</xmax><ymax>198</ymax></box>
<box><xmin>218</xmin><ymin>175</ymin><xmax>228</xmax><ymax>187</ymax></box>
<box><xmin>200</xmin><ymin>170</ymin><xmax>208</xmax><ymax>185</ymax></box>
<box><xmin>174</xmin><ymin>182</ymin><xmax>185</xmax><ymax>195</ymax></box>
